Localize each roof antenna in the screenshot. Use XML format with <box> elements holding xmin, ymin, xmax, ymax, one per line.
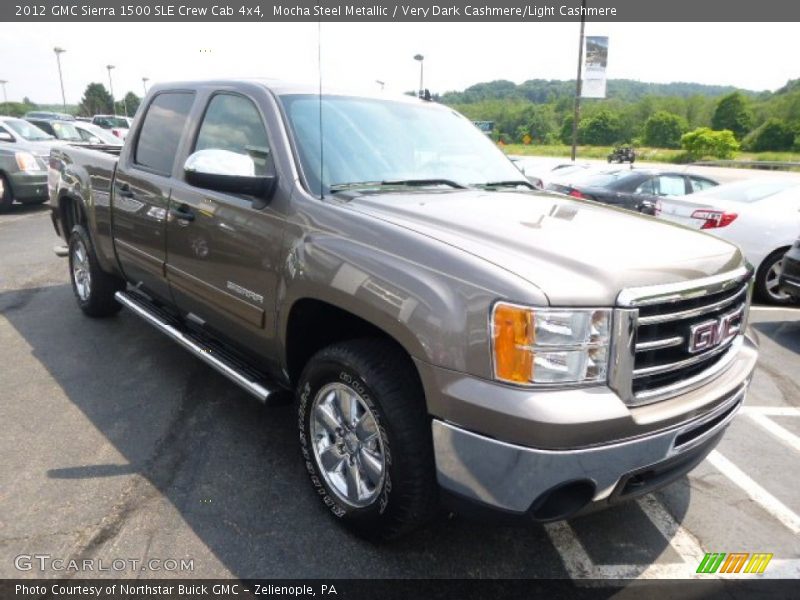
<box><xmin>317</xmin><ymin>14</ymin><xmax>324</xmax><ymax>200</ymax></box>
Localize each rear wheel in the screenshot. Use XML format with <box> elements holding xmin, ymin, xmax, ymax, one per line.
<box><xmin>755</xmin><ymin>248</ymin><xmax>793</xmax><ymax>305</ymax></box>
<box><xmin>297</xmin><ymin>339</ymin><xmax>438</xmax><ymax>540</ymax></box>
<box><xmin>0</xmin><ymin>174</ymin><xmax>13</xmax><ymax>213</ymax></box>
<box><xmin>68</xmin><ymin>224</ymin><xmax>126</xmax><ymax>317</ymax></box>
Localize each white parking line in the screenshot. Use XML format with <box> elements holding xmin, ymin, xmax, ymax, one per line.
<box><xmin>636</xmin><ymin>495</ymin><xmax>705</xmax><ymax>563</ymax></box>
<box><xmin>707</xmin><ymin>450</ymin><xmax>800</xmax><ymax>535</ymax></box>
<box><xmin>749</xmin><ymin>305</ymin><xmax>800</xmax><ymax>312</ymax></box>
<box><xmin>741</xmin><ymin>405</ymin><xmax>800</xmax><ymax>417</ymax></box>
<box><xmin>745</xmin><ymin>412</ymin><xmax>800</xmax><ymax>453</ymax></box>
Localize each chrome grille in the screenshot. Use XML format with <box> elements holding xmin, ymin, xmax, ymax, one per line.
<box><xmin>611</xmin><ymin>267</ymin><xmax>752</xmax><ymax>406</ymax></box>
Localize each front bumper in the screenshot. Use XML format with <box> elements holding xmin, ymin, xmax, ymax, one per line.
<box><xmin>426</xmin><ymin>334</ymin><xmax>757</xmax><ymax>518</ymax></box>
<box><xmin>8</xmin><ymin>170</ymin><xmax>47</xmax><ymax>203</ymax></box>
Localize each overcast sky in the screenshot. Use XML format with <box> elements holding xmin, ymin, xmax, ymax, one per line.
<box><xmin>0</xmin><ymin>22</ymin><xmax>796</xmax><ymax>105</ymax></box>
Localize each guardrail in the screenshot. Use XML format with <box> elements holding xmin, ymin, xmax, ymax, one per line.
<box><xmin>693</xmin><ymin>160</ymin><xmax>800</xmax><ymax>171</ymax></box>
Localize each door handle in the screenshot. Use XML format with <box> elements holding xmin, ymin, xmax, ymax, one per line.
<box><xmin>170</xmin><ymin>205</ymin><xmax>195</xmax><ymax>222</ymax></box>
<box><xmin>118</xmin><ymin>182</ymin><xmax>133</xmax><ymax>197</ymax></box>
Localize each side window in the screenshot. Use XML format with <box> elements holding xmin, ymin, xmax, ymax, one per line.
<box><xmin>77</xmin><ymin>128</ymin><xmax>93</xmax><ymax>142</ymax></box>
<box><xmin>134</xmin><ymin>92</ymin><xmax>195</xmax><ymax>175</ymax></box>
<box><xmin>634</xmin><ymin>177</ymin><xmax>656</xmax><ymax>195</ymax></box>
<box><xmin>194</xmin><ymin>94</ymin><xmax>272</xmax><ymax>176</ymax></box>
<box><xmin>656</xmin><ymin>175</ymin><xmax>687</xmax><ymax>196</ymax></box>
<box><xmin>691</xmin><ymin>177</ymin><xmax>716</xmax><ymax>192</ymax></box>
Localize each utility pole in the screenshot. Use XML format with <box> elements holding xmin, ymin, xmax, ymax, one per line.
<box><xmin>142</xmin><ymin>77</ymin><xmax>149</xmax><ymax>95</ymax></box>
<box><xmin>54</xmin><ymin>47</ymin><xmax>67</xmax><ymax>112</ymax></box>
<box><xmin>570</xmin><ymin>0</ymin><xmax>587</xmax><ymax>162</ymax></box>
<box><xmin>106</xmin><ymin>64</ymin><xmax>115</xmax><ymax>114</ymax></box>
<box><xmin>0</xmin><ymin>80</ymin><xmax>7</xmax><ymax>104</ymax></box>
<box><xmin>413</xmin><ymin>54</ymin><xmax>424</xmax><ymax>96</ymax></box>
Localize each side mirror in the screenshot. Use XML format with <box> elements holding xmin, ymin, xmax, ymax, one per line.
<box><xmin>184</xmin><ymin>149</ymin><xmax>276</xmax><ymax>207</ymax></box>
<box><xmin>0</xmin><ymin>132</ymin><xmax>15</xmax><ymax>142</ymax></box>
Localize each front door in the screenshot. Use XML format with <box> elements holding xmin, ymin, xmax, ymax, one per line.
<box><xmin>165</xmin><ymin>92</ymin><xmax>285</xmax><ymax>362</ymax></box>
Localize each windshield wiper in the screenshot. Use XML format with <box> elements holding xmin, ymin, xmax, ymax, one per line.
<box><xmin>476</xmin><ymin>180</ymin><xmax>537</xmax><ymax>190</ymax></box>
<box><xmin>330</xmin><ymin>179</ymin><xmax>467</xmax><ymax>193</ymax></box>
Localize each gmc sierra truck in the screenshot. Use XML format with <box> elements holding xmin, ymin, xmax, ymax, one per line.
<box><xmin>49</xmin><ymin>80</ymin><xmax>758</xmax><ymax>540</ymax></box>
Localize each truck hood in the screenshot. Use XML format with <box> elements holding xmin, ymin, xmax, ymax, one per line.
<box><xmin>344</xmin><ymin>189</ymin><xmax>743</xmax><ymax>306</ymax></box>
<box><xmin>16</xmin><ymin>139</ymin><xmax>68</xmax><ymax>159</ymax></box>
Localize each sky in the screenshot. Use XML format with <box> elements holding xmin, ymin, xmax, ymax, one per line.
<box><xmin>0</xmin><ymin>21</ymin><xmax>797</xmax><ymax>105</ymax></box>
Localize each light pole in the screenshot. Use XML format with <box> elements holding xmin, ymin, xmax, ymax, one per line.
<box><xmin>413</xmin><ymin>54</ymin><xmax>424</xmax><ymax>96</ymax></box>
<box><xmin>106</xmin><ymin>64</ymin><xmax>116</xmax><ymax>114</ymax></box>
<box><xmin>142</xmin><ymin>77</ymin><xmax>149</xmax><ymax>95</ymax></box>
<box><xmin>570</xmin><ymin>0</ymin><xmax>587</xmax><ymax>162</ymax></box>
<box><xmin>0</xmin><ymin>80</ymin><xmax>7</xmax><ymax>104</ymax></box>
<box><xmin>375</xmin><ymin>80</ymin><xmax>385</xmax><ymax>91</ymax></box>
<box><xmin>54</xmin><ymin>47</ymin><xmax>67</xmax><ymax>112</ymax></box>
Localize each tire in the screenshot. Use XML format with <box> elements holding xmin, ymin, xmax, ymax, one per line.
<box><xmin>755</xmin><ymin>248</ymin><xmax>793</xmax><ymax>305</ymax></box>
<box><xmin>0</xmin><ymin>174</ymin><xmax>13</xmax><ymax>213</ymax></box>
<box><xmin>68</xmin><ymin>224</ymin><xmax>126</xmax><ymax>317</ymax></box>
<box><xmin>297</xmin><ymin>339</ymin><xmax>438</xmax><ymax>540</ymax></box>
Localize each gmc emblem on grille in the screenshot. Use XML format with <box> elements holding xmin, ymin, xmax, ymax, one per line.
<box><xmin>687</xmin><ymin>305</ymin><xmax>745</xmax><ymax>354</ymax></box>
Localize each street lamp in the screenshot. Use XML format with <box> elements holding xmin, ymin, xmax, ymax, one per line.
<box><xmin>413</xmin><ymin>54</ymin><xmax>424</xmax><ymax>96</ymax></box>
<box><xmin>142</xmin><ymin>77</ymin><xmax>149</xmax><ymax>95</ymax></box>
<box><xmin>54</xmin><ymin>47</ymin><xmax>67</xmax><ymax>112</ymax></box>
<box><xmin>0</xmin><ymin>80</ymin><xmax>7</xmax><ymax>104</ymax></box>
<box><xmin>375</xmin><ymin>80</ymin><xmax>385</xmax><ymax>91</ymax></box>
<box><xmin>106</xmin><ymin>64</ymin><xmax>116</xmax><ymax>114</ymax></box>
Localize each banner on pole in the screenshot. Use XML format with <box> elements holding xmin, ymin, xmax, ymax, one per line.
<box><xmin>582</xmin><ymin>36</ymin><xmax>609</xmax><ymax>98</ymax></box>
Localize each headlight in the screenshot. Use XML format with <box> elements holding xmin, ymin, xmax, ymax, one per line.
<box><xmin>491</xmin><ymin>302</ymin><xmax>611</xmax><ymax>385</ymax></box>
<box><xmin>15</xmin><ymin>151</ymin><xmax>44</xmax><ymax>172</ymax></box>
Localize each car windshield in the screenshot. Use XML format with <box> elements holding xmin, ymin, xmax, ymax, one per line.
<box><xmin>96</xmin><ymin>116</ymin><xmax>129</xmax><ymax>128</ymax></box>
<box><xmin>51</xmin><ymin>121</ymin><xmax>82</xmax><ymax>141</ymax></box>
<box><xmin>697</xmin><ymin>180</ymin><xmax>798</xmax><ymax>203</ymax></box>
<box><xmin>279</xmin><ymin>94</ymin><xmax>524</xmax><ymax>195</ymax></box>
<box><xmin>3</xmin><ymin>118</ymin><xmax>54</xmax><ymax>141</ymax></box>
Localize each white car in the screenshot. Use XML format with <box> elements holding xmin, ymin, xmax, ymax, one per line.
<box><xmin>72</xmin><ymin>122</ymin><xmax>124</xmax><ymax>146</ymax></box>
<box><xmin>656</xmin><ymin>179</ymin><xmax>800</xmax><ymax>304</ymax></box>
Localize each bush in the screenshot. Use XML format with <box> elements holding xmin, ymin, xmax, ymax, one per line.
<box><xmin>743</xmin><ymin>118</ymin><xmax>796</xmax><ymax>152</ymax></box>
<box><xmin>579</xmin><ymin>110</ymin><xmax>624</xmax><ymax>146</ymax></box>
<box><xmin>711</xmin><ymin>92</ymin><xmax>753</xmax><ymax>140</ymax></box>
<box><xmin>643</xmin><ymin>111</ymin><xmax>688</xmax><ymax>148</ymax></box>
<box><xmin>681</xmin><ymin>127</ymin><xmax>740</xmax><ymax>159</ymax></box>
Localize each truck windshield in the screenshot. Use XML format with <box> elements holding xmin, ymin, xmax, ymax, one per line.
<box><xmin>4</xmin><ymin>118</ymin><xmax>54</xmax><ymax>141</ymax></box>
<box><xmin>279</xmin><ymin>94</ymin><xmax>525</xmax><ymax>195</ymax></box>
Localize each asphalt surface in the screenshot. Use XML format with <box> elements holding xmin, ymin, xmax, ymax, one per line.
<box><xmin>0</xmin><ymin>203</ymin><xmax>798</xmax><ymax>581</ymax></box>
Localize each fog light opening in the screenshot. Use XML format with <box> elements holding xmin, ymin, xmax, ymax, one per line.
<box><xmin>530</xmin><ymin>480</ymin><xmax>595</xmax><ymax>522</ymax></box>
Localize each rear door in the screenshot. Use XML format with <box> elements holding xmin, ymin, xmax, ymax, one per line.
<box><xmin>112</xmin><ymin>91</ymin><xmax>195</xmax><ymax>302</ymax></box>
<box><xmin>165</xmin><ymin>91</ymin><xmax>286</xmax><ymax>360</ymax></box>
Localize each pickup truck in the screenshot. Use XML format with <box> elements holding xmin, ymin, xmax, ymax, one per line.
<box><xmin>49</xmin><ymin>80</ymin><xmax>758</xmax><ymax>540</ymax></box>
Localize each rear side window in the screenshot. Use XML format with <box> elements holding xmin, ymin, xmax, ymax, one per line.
<box><xmin>134</xmin><ymin>92</ymin><xmax>195</xmax><ymax>174</ymax></box>
<box><xmin>656</xmin><ymin>175</ymin><xmax>687</xmax><ymax>196</ymax></box>
<box><xmin>690</xmin><ymin>177</ymin><xmax>717</xmax><ymax>192</ymax></box>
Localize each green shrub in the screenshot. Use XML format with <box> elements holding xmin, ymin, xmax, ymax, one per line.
<box><xmin>680</xmin><ymin>128</ymin><xmax>740</xmax><ymax>159</ymax></box>
<box><xmin>643</xmin><ymin>111</ymin><xmax>688</xmax><ymax>148</ymax></box>
<box><xmin>579</xmin><ymin>110</ymin><xmax>624</xmax><ymax>145</ymax></box>
<box><xmin>711</xmin><ymin>92</ymin><xmax>754</xmax><ymax>140</ymax></box>
<box><xmin>743</xmin><ymin>118</ymin><xmax>796</xmax><ymax>152</ymax></box>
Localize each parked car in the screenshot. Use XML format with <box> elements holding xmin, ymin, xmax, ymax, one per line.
<box><xmin>25</xmin><ymin>118</ymin><xmax>84</xmax><ymax>143</ymax></box>
<box><xmin>548</xmin><ymin>169</ymin><xmax>719</xmax><ymax>215</ymax></box>
<box><xmin>778</xmin><ymin>236</ymin><xmax>800</xmax><ymax>302</ymax></box>
<box><xmin>0</xmin><ymin>145</ymin><xmax>49</xmax><ymax>213</ymax></box>
<box><xmin>91</xmin><ymin>115</ymin><xmax>131</xmax><ymax>139</ymax></box>
<box><xmin>24</xmin><ymin>110</ymin><xmax>75</xmax><ymax>121</ymax></box>
<box><xmin>72</xmin><ymin>122</ymin><xmax>124</xmax><ymax>146</ymax></box>
<box><xmin>657</xmin><ymin>179</ymin><xmax>800</xmax><ymax>304</ymax></box>
<box><xmin>49</xmin><ymin>80</ymin><xmax>756</xmax><ymax>539</ymax></box>
<box><xmin>509</xmin><ymin>157</ymin><xmax>599</xmax><ymax>190</ymax></box>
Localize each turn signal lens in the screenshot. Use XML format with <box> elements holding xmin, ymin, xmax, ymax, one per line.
<box><xmin>492</xmin><ymin>303</ymin><xmax>534</xmax><ymax>383</ymax></box>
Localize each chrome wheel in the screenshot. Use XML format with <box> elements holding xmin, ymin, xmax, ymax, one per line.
<box><xmin>766</xmin><ymin>258</ymin><xmax>789</xmax><ymax>302</ymax></box>
<box><xmin>71</xmin><ymin>240</ymin><xmax>92</xmax><ymax>301</ymax></box>
<box><xmin>310</xmin><ymin>382</ymin><xmax>385</xmax><ymax>508</ymax></box>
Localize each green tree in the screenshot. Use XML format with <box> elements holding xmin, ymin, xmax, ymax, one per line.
<box><xmin>743</xmin><ymin>118</ymin><xmax>796</xmax><ymax>151</ymax></box>
<box><xmin>711</xmin><ymin>92</ymin><xmax>753</xmax><ymax>140</ymax></box>
<box><xmin>643</xmin><ymin>111</ymin><xmax>688</xmax><ymax>148</ymax></box>
<box><xmin>559</xmin><ymin>114</ymin><xmax>576</xmax><ymax>144</ymax></box>
<box><xmin>122</xmin><ymin>92</ymin><xmax>141</xmax><ymax>116</ymax></box>
<box><xmin>681</xmin><ymin>127</ymin><xmax>740</xmax><ymax>159</ymax></box>
<box><xmin>78</xmin><ymin>83</ymin><xmax>114</xmax><ymax>116</ymax></box>
<box><xmin>579</xmin><ymin>110</ymin><xmax>623</xmax><ymax>145</ymax></box>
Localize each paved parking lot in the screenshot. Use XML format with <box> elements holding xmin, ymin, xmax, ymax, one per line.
<box><xmin>0</xmin><ymin>204</ymin><xmax>798</xmax><ymax>581</ymax></box>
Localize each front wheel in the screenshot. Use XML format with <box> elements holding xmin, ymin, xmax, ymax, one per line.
<box><xmin>297</xmin><ymin>339</ymin><xmax>438</xmax><ymax>540</ymax></box>
<box><xmin>68</xmin><ymin>224</ymin><xmax>126</xmax><ymax>317</ymax></box>
<box><xmin>755</xmin><ymin>248</ymin><xmax>793</xmax><ymax>305</ymax></box>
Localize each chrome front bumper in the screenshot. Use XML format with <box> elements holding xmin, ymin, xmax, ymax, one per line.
<box><xmin>432</xmin><ymin>378</ymin><xmax>748</xmax><ymax>515</ymax></box>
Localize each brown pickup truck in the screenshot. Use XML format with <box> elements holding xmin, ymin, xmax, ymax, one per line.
<box><xmin>49</xmin><ymin>79</ymin><xmax>758</xmax><ymax>540</ymax></box>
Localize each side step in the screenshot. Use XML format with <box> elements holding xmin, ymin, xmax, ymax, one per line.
<box><xmin>114</xmin><ymin>290</ymin><xmax>278</xmax><ymax>402</ymax></box>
